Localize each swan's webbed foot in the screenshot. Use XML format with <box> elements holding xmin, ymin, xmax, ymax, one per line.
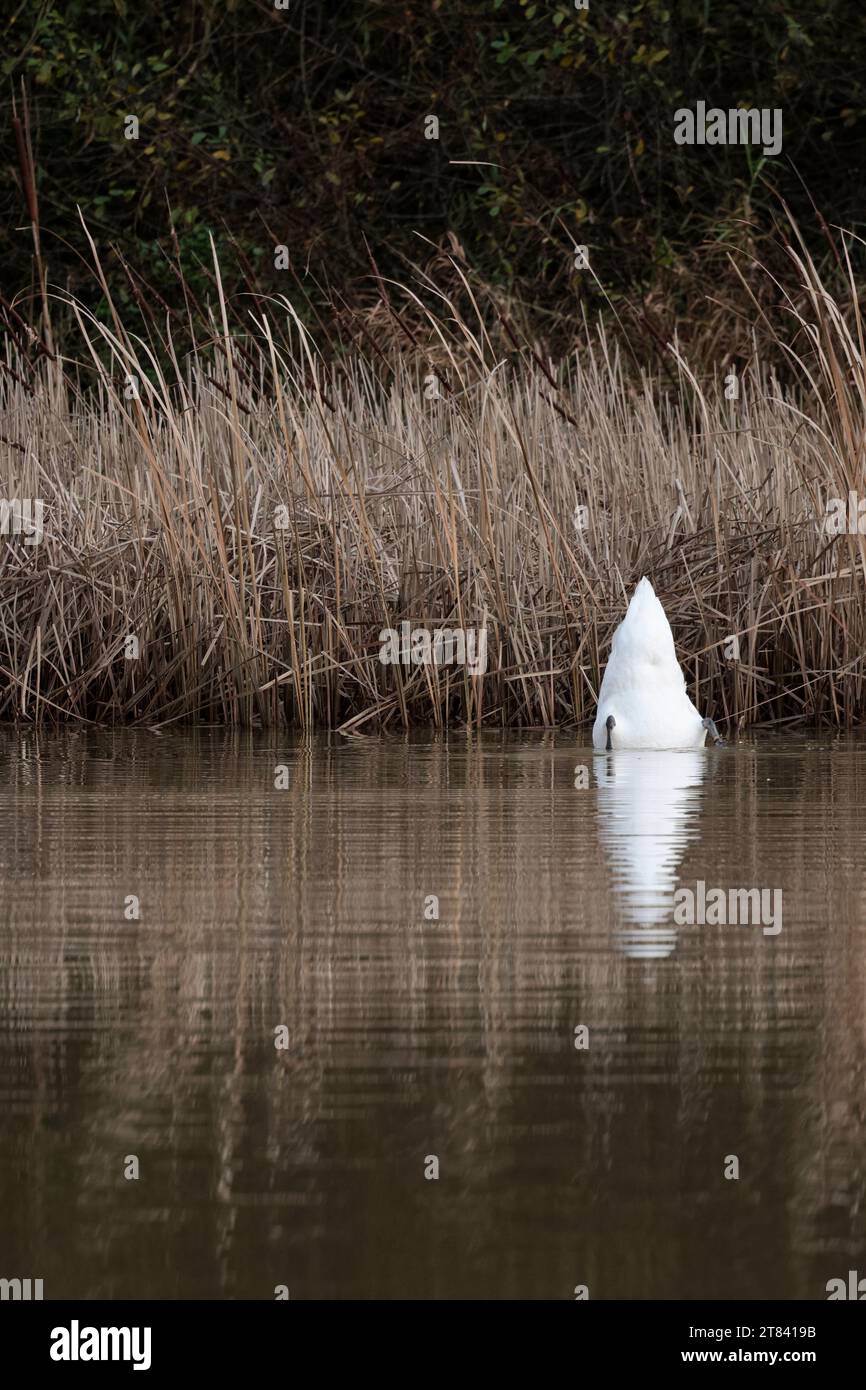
<box><xmin>702</xmin><ymin>716</ymin><xmax>725</xmax><ymax>746</ymax></box>
<box><xmin>605</xmin><ymin>714</ymin><xmax>616</xmax><ymax>751</ymax></box>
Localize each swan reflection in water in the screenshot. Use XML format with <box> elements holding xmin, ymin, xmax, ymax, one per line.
<box><xmin>594</xmin><ymin>750</ymin><xmax>707</xmax><ymax>959</ymax></box>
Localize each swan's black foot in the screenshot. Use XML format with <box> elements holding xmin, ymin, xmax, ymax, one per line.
<box><xmin>702</xmin><ymin>717</ymin><xmax>725</xmax><ymax>746</ymax></box>
<box><xmin>605</xmin><ymin>714</ymin><xmax>616</xmax><ymax>751</ymax></box>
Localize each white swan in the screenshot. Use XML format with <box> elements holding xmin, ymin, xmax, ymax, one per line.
<box><xmin>592</xmin><ymin>578</ymin><xmax>723</xmax><ymax>750</ymax></box>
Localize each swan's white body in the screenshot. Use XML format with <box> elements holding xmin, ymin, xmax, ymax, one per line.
<box><xmin>592</xmin><ymin>578</ymin><xmax>707</xmax><ymax>751</ymax></box>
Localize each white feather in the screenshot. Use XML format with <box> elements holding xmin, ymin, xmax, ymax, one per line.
<box><xmin>592</xmin><ymin>578</ymin><xmax>707</xmax><ymax>750</ymax></box>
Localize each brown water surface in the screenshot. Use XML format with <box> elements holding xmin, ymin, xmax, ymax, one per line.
<box><xmin>1</xmin><ymin>729</ymin><xmax>864</xmax><ymax>1299</ymax></box>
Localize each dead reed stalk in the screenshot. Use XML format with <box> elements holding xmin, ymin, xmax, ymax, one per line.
<box><xmin>1</xmin><ymin>220</ymin><xmax>864</xmax><ymax>731</ymax></box>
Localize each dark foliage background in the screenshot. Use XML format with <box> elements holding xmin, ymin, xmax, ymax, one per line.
<box><xmin>2</xmin><ymin>0</ymin><xmax>865</xmax><ymax>348</ymax></box>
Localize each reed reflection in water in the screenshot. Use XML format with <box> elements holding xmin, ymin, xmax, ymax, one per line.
<box><xmin>0</xmin><ymin>728</ymin><xmax>864</xmax><ymax>1299</ymax></box>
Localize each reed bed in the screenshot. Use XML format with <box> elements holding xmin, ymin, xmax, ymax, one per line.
<box><xmin>1</xmin><ymin>225</ymin><xmax>865</xmax><ymax>731</ymax></box>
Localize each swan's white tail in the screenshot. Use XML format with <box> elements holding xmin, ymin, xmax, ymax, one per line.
<box><xmin>592</xmin><ymin>578</ymin><xmax>706</xmax><ymax>750</ymax></box>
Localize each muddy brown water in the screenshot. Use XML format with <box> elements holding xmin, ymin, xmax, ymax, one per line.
<box><xmin>1</xmin><ymin>729</ymin><xmax>864</xmax><ymax>1299</ymax></box>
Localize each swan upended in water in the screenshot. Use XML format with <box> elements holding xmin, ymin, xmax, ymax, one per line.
<box><xmin>592</xmin><ymin>578</ymin><xmax>723</xmax><ymax>751</ymax></box>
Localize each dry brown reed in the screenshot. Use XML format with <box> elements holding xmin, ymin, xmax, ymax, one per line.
<box><xmin>1</xmin><ymin>219</ymin><xmax>865</xmax><ymax>732</ymax></box>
